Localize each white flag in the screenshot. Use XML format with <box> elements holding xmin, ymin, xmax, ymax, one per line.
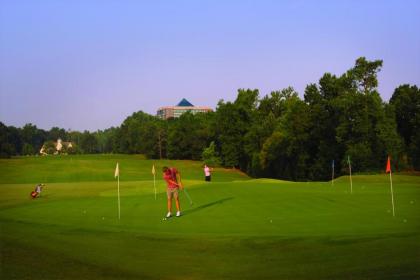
<box><xmin>115</xmin><ymin>163</ymin><xmax>119</xmax><ymax>178</ymax></box>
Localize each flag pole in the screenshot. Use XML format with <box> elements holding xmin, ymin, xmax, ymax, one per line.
<box><xmin>117</xmin><ymin>173</ymin><xmax>121</xmax><ymax>220</ymax></box>
<box><xmin>153</xmin><ymin>166</ymin><xmax>156</xmax><ymax>200</ymax></box>
<box><xmin>152</xmin><ymin>164</ymin><xmax>157</xmax><ymax>200</ymax></box>
<box><xmin>389</xmin><ymin>166</ymin><xmax>395</xmax><ymax>217</ymax></box>
<box><xmin>115</xmin><ymin>162</ymin><xmax>121</xmax><ymax>220</ymax></box>
<box><xmin>348</xmin><ymin>156</ymin><xmax>353</xmax><ymax>194</ymax></box>
<box><xmin>331</xmin><ymin>160</ymin><xmax>335</xmax><ymax>186</ymax></box>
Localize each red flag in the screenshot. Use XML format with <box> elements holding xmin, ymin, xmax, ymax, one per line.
<box><xmin>386</xmin><ymin>156</ymin><xmax>391</xmax><ymax>173</ymax></box>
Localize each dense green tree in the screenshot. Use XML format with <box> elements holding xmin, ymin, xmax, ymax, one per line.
<box><xmin>376</xmin><ymin>104</ymin><xmax>404</xmax><ymax>168</ymax></box>
<box><xmin>215</xmin><ymin>89</ymin><xmax>259</xmax><ymax>168</ymax></box>
<box><xmin>80</xmin><ymin>131</ymin><xmax>98</xmax><ymax>154</ymax></box>
<box><xmin>260</xmin><ymin>132</ymin><xmax>289</xmax><ymax>178</ymax></box>
<box><xmin>202</xmin><ymin>141</ymin><xmax>221</xmax><ymax>166</ymax></box>
<box><xmin>22</xmin><ymin>143</ymin><xmax>35</xmax><ymax>155</ymax></box>
<box><xmin>102</xmin><ymin>127</ymin><xmax>119</xmax><ymax>154</ymax></box>
<box><xmin>390</xmin><ymin>85</ymin><xmax>420</xmax><ymax>169</ymax></box>
<box><xmin>48</xmin><ymin>127</ymin><xmax>67</xmax><ymax>141</ymax></box>
<box><xmin>245</xmin><ymin>88</ymin><xmax>294</xmax><ymax>176</ymax></box>
<box><xmin>167</xmin><ymin>112</ymin><xmax>210</xmax><ymax>160</ymax></box>
<box><xmin>117</xmin><ymin>111</ymin><xmax>157</xmax><ymax>155</ymax></box>
<box><xmin>67</xmin><ymin>131</ymin><xmax>82</xmax><ymax>146</ymax></box>
<box><xmin>0</xmin><ymin>123</ymin><xmax>21</xmax><ymax>157</ymax></box>
<box><xmin>214</xmin><ymin>101</ymin><xmax>241</xmax><ymax>167</ymax></box>
<box><xmin>347</xmin><ymin>57</ymin><xmax>383</xmax><ymax>95</ymax></box>
<box><xmin>20</xmin><ymin>123</ymin><xmax>47</xmax><ymax>153</ymax></box>
<box><xmin>390</xmin><ymin>85</ymin><xmax>419</xmax><ymax>146</ymax></box>
<box><xmin>334</xmin><ymin>91</ymin><xmax>375</xmax><ymax>171</ymax></box>
<box><xmin>93</xmin><ymin>128</ymin><xmax>120</xmax><ymax>154</ymax></box>
<box><xmin>260</xmin><ymin>90</ymin><xmax>310</xmax><ymax>180</ymax></box>
<box><xmin>410</xmin><ymin>132</ymin><xmax>420</xmax><ymax>170</ymax></box>
<box><xmin>303</xmin><ymin>76</ymin><xmax>342</xmax><ymax>179</ymax></box>
<box><xmin>155</xmin><ymin>121</ymin><xmax>168</xmax><ymax>159</ymax></box>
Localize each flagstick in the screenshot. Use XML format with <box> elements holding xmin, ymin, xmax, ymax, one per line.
<box><xmin>389</xmin><ymin>169</ymin><xmax>395</xmax><ymax>217</ymax></box>
<box><xmin>153</xmin><ymin>172</ymin><xmax>156</xmax><ymax>200</ymax></box>
<box><xmin>331</xmin><ymin>161</ymin><xmax>334</xmax><ymax>186</ymax></box>
<box><xmin>152</xmin><ymin>165</ymin><xmax>157</xmax><ymax>200</ymax></box>
<box><xmin>349</xmin><ymin>160</ymin><xmax>353</xmax><ymax>194</ymax></box>
<box><xmin>117</xmin><ymin>174</ymin><xmax>121</xmax><ymax>220</ymax></box>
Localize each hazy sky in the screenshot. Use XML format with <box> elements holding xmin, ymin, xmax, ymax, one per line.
<box><xmin>1</xmin><ymin>0</ymin><xmax>419</xmax><ymax>131</ymax></box>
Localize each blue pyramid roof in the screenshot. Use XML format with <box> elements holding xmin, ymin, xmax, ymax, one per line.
<box><xmin>177</xmin><ymin>98</ymin><xmax>194</xmax><ymax>107</ymax></box>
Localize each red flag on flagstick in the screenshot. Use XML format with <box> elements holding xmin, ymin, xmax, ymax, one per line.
<box><xmin>386</xmin><ymin>156</ymin><xmax>391</xmax><ymax>173</ymax></box>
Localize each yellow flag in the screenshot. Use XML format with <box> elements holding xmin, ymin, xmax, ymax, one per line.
<box><xmin>152</xmin><ymin>164</ymin><xmax>155</xmax><ymax>175</ymax></box>
<box><xmin>114</xmin><ymin>163</ymin><xmax>119</xmax><ymax>178</ymax></box>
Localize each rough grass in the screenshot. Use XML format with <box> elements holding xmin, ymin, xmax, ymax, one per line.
<box><xmin>1</xmin><ymin>155</ymin><xmax>419</xmax><ymax>279</ymax></box>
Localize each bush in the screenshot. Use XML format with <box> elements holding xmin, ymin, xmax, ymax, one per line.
<box><xmin>202</xmin><ymin>141</ymin><xmax>221</xmax><ymax>167</ymax></box>
<box><xmin>22</xmin><ymin>143</ymin><xmax>35</xmax><ymax>155</ymax></box>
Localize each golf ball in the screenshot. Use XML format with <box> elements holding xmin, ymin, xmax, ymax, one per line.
<box><xmin>102</xmin><ymin>217</ymin><xmax>105</xmax><ymax>220</ymax></box>
<box><xmin>270</xmin><ymin>219</ymin><xmax>273</xmax><ymax>223</ymax></box>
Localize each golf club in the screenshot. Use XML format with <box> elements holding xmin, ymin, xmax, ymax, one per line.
<box><xmin>183</xmin><ymin>188</ymin><xmax>193</xmax><ymax>205</ymax></box>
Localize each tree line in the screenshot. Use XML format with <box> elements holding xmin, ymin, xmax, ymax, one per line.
<box><xmin>1</xmin><ymin>57</ymin><xmax>419</xmax><ymax>180</ymax></box>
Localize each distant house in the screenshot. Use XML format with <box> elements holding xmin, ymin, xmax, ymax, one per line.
<box><xmin>157</xmin><ymin>98</ymin><xmax>212</xmax><ymax>119</ymax></box>
<box><xmin>40</xmin><ymin>139</ymin><xmax>74</xmax><ymax>155</ymax></box>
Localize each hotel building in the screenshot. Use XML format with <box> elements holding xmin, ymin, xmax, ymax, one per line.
<box><xmin>157</xmin><ymin>98</ymin><xmax>212</xmax><ymax>119</ymax></box>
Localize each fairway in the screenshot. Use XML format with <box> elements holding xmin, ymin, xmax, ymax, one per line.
<box><xmin>1</xmin><ymin>155</ymin><xmax>419</xmax><ymax>279</ymax></box>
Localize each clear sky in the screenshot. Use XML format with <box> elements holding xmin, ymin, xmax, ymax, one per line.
<box><xmin>1</xmin><ymin>0</ymin><xmax>419</xmax><ymax>131</ymax></box>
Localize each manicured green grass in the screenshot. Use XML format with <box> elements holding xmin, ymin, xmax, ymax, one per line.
<box><xmin>0</xmin><ymin>154</ymin><xmax>247</xmax><ymax>184</ymax></box>
<box><xmin>1</xmin><ymin>155</ymin><xmax>419</xmax><ymax>279</ymax></box>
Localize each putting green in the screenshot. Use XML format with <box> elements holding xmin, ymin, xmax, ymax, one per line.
<box><xmin>1</xmin><ymin>155</ymin><xmax>419</xmax><ymax>279</ymax></box>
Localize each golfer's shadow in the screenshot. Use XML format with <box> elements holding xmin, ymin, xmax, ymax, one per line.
<box><xmin>183</xmin><ymin>197</ymin><xmax>234</xmax><ymax>216</ymax></box>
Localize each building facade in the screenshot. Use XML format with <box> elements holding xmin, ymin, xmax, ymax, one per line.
<box><xmin>157</xmin><ymin>98</ymin><xmax>212</xmax><ymax>119</ymax></box>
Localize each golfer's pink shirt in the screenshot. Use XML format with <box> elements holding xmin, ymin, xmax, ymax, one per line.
<box><xmin>163</xmin><ymin>170</ymin><xmax>178</xmax><ymax>189</ymax></box>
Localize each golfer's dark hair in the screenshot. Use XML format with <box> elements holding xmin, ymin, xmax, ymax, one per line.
<box><xmin>162</xmin><ymin>166</ymin><xmax>169</xmax><ymax>173</ymax></box>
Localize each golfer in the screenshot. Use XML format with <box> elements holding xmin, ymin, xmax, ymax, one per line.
<box><xmin>31</xmin><ymin>183</ymin><xmax>44</xmax><ymax>198</ymax></box>
<box><xmin>204</xmin><ymin>164</ymin><xmax>213</xmax><ymax>182</ymax></box>
<box><xmin>163</xmin><ymin>166</ymin><xmax>183</xmax><ymax>217</ymax></box>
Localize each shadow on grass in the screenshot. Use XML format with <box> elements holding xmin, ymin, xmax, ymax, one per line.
<box><xmin>183</xmin><ymin>197</ymin><xmax>234</xmax><ymax>216</ymax></box>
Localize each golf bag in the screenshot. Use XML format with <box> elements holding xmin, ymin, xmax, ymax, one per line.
<box><xmin>31</xmin><ymin>191</ymin><xmax>39</xmax><ymax>198</ymax></box>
